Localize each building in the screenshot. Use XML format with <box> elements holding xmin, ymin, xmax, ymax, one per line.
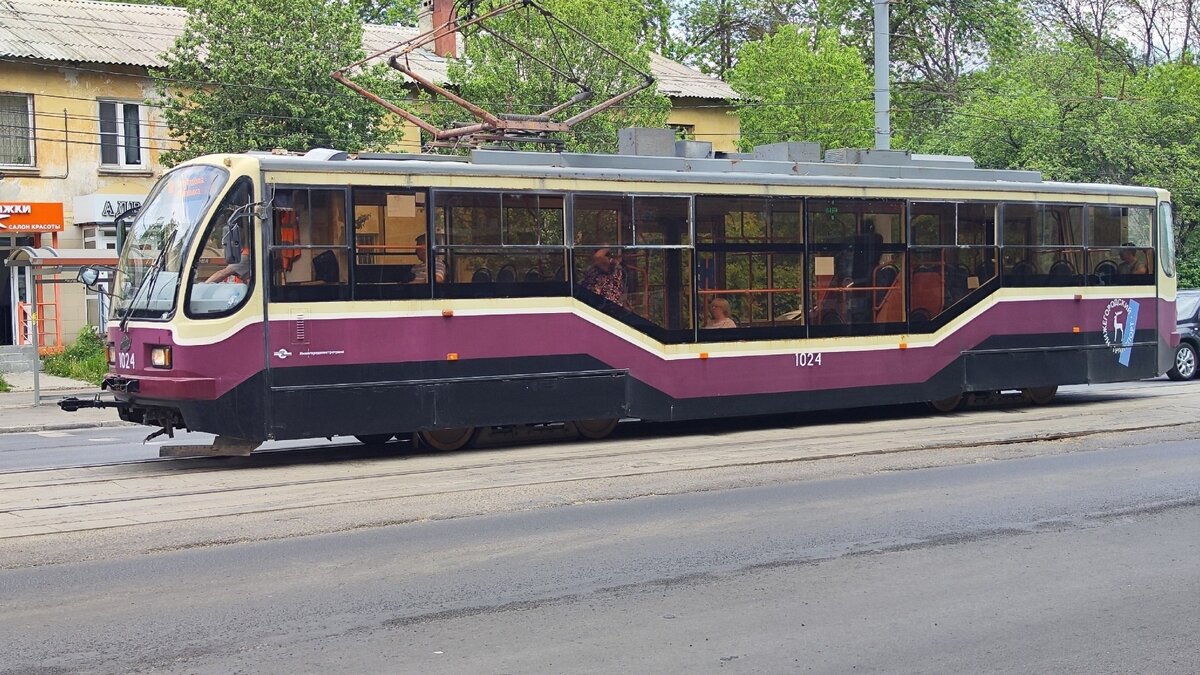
<box><xmin>0</xmin><ymin>0</ymin><xmax>740</xmax><ymax>350</ymax></box>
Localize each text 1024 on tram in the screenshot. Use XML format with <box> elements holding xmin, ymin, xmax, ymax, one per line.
<box><xmin>63</xmin><ymin>134</ymin><xmax>1178</xmax><ymax>454</ymax></box>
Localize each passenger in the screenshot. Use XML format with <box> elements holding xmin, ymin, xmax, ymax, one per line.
<box><xmin>410</xmin><ymin>233</ymin><xmax>446</xmax><ymax>283</ymax></box>
<box><xmin>704</xmin><ymin>298</ymin><xmax>737</xmax><ymax>329</ymax></box>
<box><xmin>581</xmin><ymin>247</ymin><xmax>626</xmax><ymax>306</ymax></box>
<box><xmin>1118</xmin><ymin>244</ymin><xmax>1148</xmax><ymax>275</ymax></box>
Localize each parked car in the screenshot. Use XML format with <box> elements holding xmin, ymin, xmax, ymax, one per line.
<box><xmin>1169</xmin><ymin>289</ymin><xmax>1200</xmax><ymax>380</ymax></box>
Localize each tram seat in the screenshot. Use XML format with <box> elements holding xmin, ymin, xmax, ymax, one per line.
<box><xmin>911</xmin><ymin>271</ymin><xmax>943</xmax><ymax>321</ymax></box>
<box><xmin>496</xmin><ymin>265</ymin><xmax>517</xmax><ymax>283</ymax></box>
<box><xmin>313</xmin><ymin>250</ymin><xmax>340</xmax><ymax>283</ymax></box>
<box><xmin>525</xmin><ymin>269</ymin><xmax>542</xmax><ymax>282</ymax></box>
<box><xmin>872</xmin><ymin>264</ymin><xmax>902</xmax><ymax>323</ymax></box>
<box><xmin>977</xmin><ymin>260</ymin><xmax>997</xmax><ymax>282</ymax></box>
<box><xmin>1094</xmin><ymin>260</ymin><xmax>1118</xmax><ymax>283</ymax></box>
<box><xmin>1048</xmin><ymin>259</ymin><xmax>1075</xmax><ymax>286</ymax></box>
<box><xmin>471</xmin><ymin>267</ymin><xmax>492</xmax><ymax>283</ymax></box>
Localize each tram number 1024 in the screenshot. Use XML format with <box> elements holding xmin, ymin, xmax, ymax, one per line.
<box><xmin>795</xmin><ymin>352</ymin><xmax>823</xmax><ymax>367</ymax></box>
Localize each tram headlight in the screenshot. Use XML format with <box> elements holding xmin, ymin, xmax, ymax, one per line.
<box><xmin>150</xmin><ymin>346</ymin><xmax>172</xmax><ymax>369</ymax></box>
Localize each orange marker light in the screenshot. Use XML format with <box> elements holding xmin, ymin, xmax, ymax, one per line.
<box><xmin>699</xmin><ymin>352</ymin><xmax>709</xmax><ymax>360</ymax></box>
<box><xmin>1073</xmin><ymin>326</ymin><xmax>1081</xmax><ymax>334</ymax></box>
<box><xmin>899</xmin><ymin>342</ymin><xmax>908</xmax><ymax>350</ymax></box>
<box><xmin>446</xmin><ymin>353</ymin><xmax>459</xmax><ymax>361</ymax></box>
<box><xmin>442</xmin><ymin>309</ymin><xmax>454</xmax><ymax>317</ymax></box>
<box><xmin>1074</xmin><ymin>294</ymin><xmax>1083</xmax><ymax>302</ymax></box>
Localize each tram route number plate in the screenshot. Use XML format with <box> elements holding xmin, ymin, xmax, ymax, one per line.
<box><xmin>795</xmin><ymin>352</ymin><xmax>822</xmax><ymax>367</ymax></box>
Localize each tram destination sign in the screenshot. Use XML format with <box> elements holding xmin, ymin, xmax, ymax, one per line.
<box><xmin>0</xmin><ymin>202</ymin><xmax>65</xmax><ymax>232</ymax></box>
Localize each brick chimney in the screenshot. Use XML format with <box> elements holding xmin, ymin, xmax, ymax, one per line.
<box><xmin>417</xmin><ymin>0</ymin><xmax>458</xmax><ymax>58</ymax></box>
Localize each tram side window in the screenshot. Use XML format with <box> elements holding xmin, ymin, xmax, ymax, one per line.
<box><xmin>806</xmin><ymin>199</ymin><xmax>906</xmax><ymax>336</ymax></box>
<box><xmin>1086</xmin><ymin>205</ymin><xmax>1154</xmax><ymax>285</ymax></box>
<box><xmin>351</xmin><ymin>188</ymin><xmax>428</xmax><ymax>300</ymax></box>
<box><xmin>908</xmin><ymin>202</ymin><xmax>999</xmax><ymax>330</ymax></box>
<box><xmin>696</xmin><ymin>196</ymin><xmax>805</xmax><ymax>339</ymax></box>
<box><xmin>186</xmin><ymin>177</ymin><xmax>254</xmax><ymax>317</ymax></box>
<box><xmin>573</xmin><ymin>194</ymin><xmax>693</xmax><ymax>341</ymax></box>
<box><xmin>1001</xmin><ymin>203</ymin><xmax>1084</xmax><ymax>287</ymax></box>
<box><xmin>269</xmin><ymin>187</ymin><xmax>351</xmax><ymax>302</ymax></box>
<box><xmin>433</xmin><ymin>191</ymin><xmax>567</xmax><ymax>298</ymax></box>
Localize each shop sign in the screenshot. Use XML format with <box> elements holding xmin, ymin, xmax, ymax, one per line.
<box><xmin>0</xmin><ymin>203</ymin><xmax>65</xmax><ymax>232</ymax></box>
<box><xmin>73</xmin><ymin>194</ymin><xmax>145</xmax><ymax>225</ymax></box>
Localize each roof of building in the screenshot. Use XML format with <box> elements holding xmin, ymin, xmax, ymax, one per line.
<box><xmin>0</xmin><ymin>0</ymin><xmax>739</xmax><ymax>100</ymax></box>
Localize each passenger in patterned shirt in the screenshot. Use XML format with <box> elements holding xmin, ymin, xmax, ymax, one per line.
<box><xmin>581</xmin><ymin>248</ymin><xmax>626</xmax><ymax>307</ymax></box>
<box><xmin>409</xmin><ymin>233</ymin><xmax>446</xmax><ymax>284</ymax></box>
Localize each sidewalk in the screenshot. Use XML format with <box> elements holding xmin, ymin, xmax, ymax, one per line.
<box><xmin>0</xmin><ymin>371</ymin><xmax>134</xmax><ymax>433</ymax></box>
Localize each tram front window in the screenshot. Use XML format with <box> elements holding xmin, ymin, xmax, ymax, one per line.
<box><xmin>111</xmin><ymin>165</ymin><xmax>228</xmax><ymax>320</ymax></box>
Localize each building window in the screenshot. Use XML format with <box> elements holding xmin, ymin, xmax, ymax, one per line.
<box><xmin>0</xmin><ymin>93</ymin><xmax>34</xmax><ymax>166</ymax></box>
<box><xmin>99</xmin><ymin>101</ymin><xmax>144</xmax><ymax>167</ymax></box>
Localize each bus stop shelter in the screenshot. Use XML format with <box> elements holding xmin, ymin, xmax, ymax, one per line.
<box><xmin>5</xmin><ymin>247</ymin><xmax>119</xmax><ymax>353</ymax></box>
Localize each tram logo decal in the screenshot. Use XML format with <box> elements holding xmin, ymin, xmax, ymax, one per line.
<box><xmin>273</xmin><ymin>348</ymin><xmax>291</xmax><ymax>360</ymax></box>
<box><xmin>1101</xmin><ymin>298</ymin><xmax>1140</xmax><ymax>367</ymax></box>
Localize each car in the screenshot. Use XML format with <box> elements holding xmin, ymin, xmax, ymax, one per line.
<box><xmin>1169</xmin><ymin>289</ymin><xmax>1200</xmax><ymax>380</ymax></box>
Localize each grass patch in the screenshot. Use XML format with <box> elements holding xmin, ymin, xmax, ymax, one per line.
<box><xmin>42</xmin><ymin>328</ymin><xmax>107</xmax><ymax>386</ymax></box>
<box><xmin>0</xmin><ymin>373</ymin><xmax>10</xmax><ymax>393</ymax></box>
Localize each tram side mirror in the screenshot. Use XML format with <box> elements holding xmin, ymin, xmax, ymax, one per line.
<box><xmin>223</xmin><ymin>220</ymin><xmax>243</xmax><ymax>265</ymax></box>
<box><xmin>114</xmin><ymin>205</ymin><xmax>140</xmax><ymax>253</ymax></box>
<box><xmin>76</xmin><ymin>265</ymin><xmax>114</xmax><ymax>294</ymax></box>
<box><xmin>78</xmin><ymin>266</ymin><xmax>100</xmax><ymax>287</ymax></box>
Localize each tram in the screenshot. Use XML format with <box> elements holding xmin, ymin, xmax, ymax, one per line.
<box><xmin>64</xmin><ymin>138</ymin><xmax>1178</xmax><ymax>453</ymax></box>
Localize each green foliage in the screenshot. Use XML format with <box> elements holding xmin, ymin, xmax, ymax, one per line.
<box><xmin>431</xmin><ymin>0</ymin><xmax>671</xmax><ymax>153</ymax></box>
<box><xmin>154</xmin><ymin>0</ymin><xmax>407</xmax><ymax>165</ymax></box>
<box><xmin>728</xmin><ymin>26</ymin><xmax>873</xmax><ymax>151</ymax></box>
<box><xmin>351</xmin><ymin>0</ymin><xmax>420</xmax><ymax>24</ymax></box>
<box><xmin>1177</xmin><ymin>257</ymin><xmax>1200</xmax><ymax>290</ymax></box>
<box><xmin>0</xmin><ymin>373</ymin><xmax>10</xmax><ymax>394</ymax></box>
<box><xmin>42</xmin><ymin>328</ymin><xmax>108</xmax><ymax>386</ymax></box>
<box><xmin>907</xmin><ymin>39</ymin><xmax>1200</xmax><ymax>269</ymax></box>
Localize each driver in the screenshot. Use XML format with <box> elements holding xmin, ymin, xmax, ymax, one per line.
<box><xmin>206</xmin><ymin>244</ymin><xmax>250</xmax><ymax>283</ymax></box>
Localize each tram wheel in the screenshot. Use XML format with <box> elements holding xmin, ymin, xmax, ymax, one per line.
<box><xmin>573</xmin><ymin>418</ymin><xmax>620</xmax><ymax>440</ymax></box>
<box><xmin>354</xmin><ymin>434</ymin><xmax>395</xmax><ymax>446</ymax></box>
<box><xmin>927</xmin><ymin>393</ymin><xmax>964</xmax><ymax>413</ymax></box>
<box><xmin>418</xmin><ymin>427</ymin><xmax>477</xmax><ymax>451</ymax></box>
<box><xmin>1022</xmin><ymin>386</ymin><xmax>1058</xmax><ymax>405</ymax></box>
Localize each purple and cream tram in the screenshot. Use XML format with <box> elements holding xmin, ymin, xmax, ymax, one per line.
<box><xmin>64</xmin><ymin>141</ymin><xmax>1178</xmax><ymax>452</ymax></box>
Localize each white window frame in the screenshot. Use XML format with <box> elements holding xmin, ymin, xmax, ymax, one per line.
<box><xmin>98</xmin><ymin>100</ymin><xmax>146</xmax><ymax>169</ymax></box>
<box><xmin>0</xmin><ymin>92</ymin><xmax>35</xmax><ymax>167</ymax></box>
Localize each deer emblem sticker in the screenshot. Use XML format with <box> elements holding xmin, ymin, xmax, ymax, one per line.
<box><xmin>1102</xmin><ymin>298</ymin><xmax>1140</xmax><ymax>367</ymax></box>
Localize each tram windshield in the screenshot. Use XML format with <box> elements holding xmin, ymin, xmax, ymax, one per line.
<box><xmin>110</xmin><ymin>165</ymin><xmax>228</xmax><ymax>320</ymax></box>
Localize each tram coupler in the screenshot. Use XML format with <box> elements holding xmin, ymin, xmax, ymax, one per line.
<box><xmin>159</xmin><ymin>435</ymin><xmax>261</xmax><ymax>458</ymax></box>
<box><xmin>58</xmin><ymin>395</ymin><xmax>128</xmax><ymax>413</ymax></box>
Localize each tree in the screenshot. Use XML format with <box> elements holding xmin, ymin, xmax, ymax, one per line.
<box><xmin>352</xmin><ymin>0</ymin><xmax>421</xmax><ymax>25</ymax></box>
<box><xmin>429</xmin><ymin>0</ymin><xmax>671</xmax><ymax>153</ymax></box>
<box><xmin>910</xmin><ymin>39</ymin><xmax>1200</xmax><ymax>263</ymax></box>
<box><xmin>154</xmin><ymin>0</ymin><xmax>405</xmax><ymax>166</ymax></box>
<box><xmin>728</xmin><ymin>26</ymin><xmax>874</xmax><ymax>152</ymax></box>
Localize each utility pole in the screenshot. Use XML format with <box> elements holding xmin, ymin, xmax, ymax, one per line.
<box><xmin>873</xmin><ymin>0</ymin><xmax>891</xmax><ymax>150</ymax></box>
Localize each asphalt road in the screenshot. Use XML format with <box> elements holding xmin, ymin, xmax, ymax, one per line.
<box><xmin>3</xmin><ymin>436</ymin><xmax>1197</xmax><ymax>674</ymax></box>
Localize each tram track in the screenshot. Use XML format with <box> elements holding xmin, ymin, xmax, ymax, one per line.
<box><xmin>1</xmin><ymin>382</ymin><xmax>1194</xmax><ymax>540</ymax></box>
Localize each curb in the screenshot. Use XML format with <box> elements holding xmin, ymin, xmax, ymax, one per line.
<box><xmin>0</xmin><ymin>420</ymin><xmax>139</xmax><ymax>434</ymax></box>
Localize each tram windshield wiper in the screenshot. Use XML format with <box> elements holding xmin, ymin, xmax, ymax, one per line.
<box><xmin>119</xmin><ymin>229</ymin><xmax>177</xmax><ymax>333</ymax></box>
